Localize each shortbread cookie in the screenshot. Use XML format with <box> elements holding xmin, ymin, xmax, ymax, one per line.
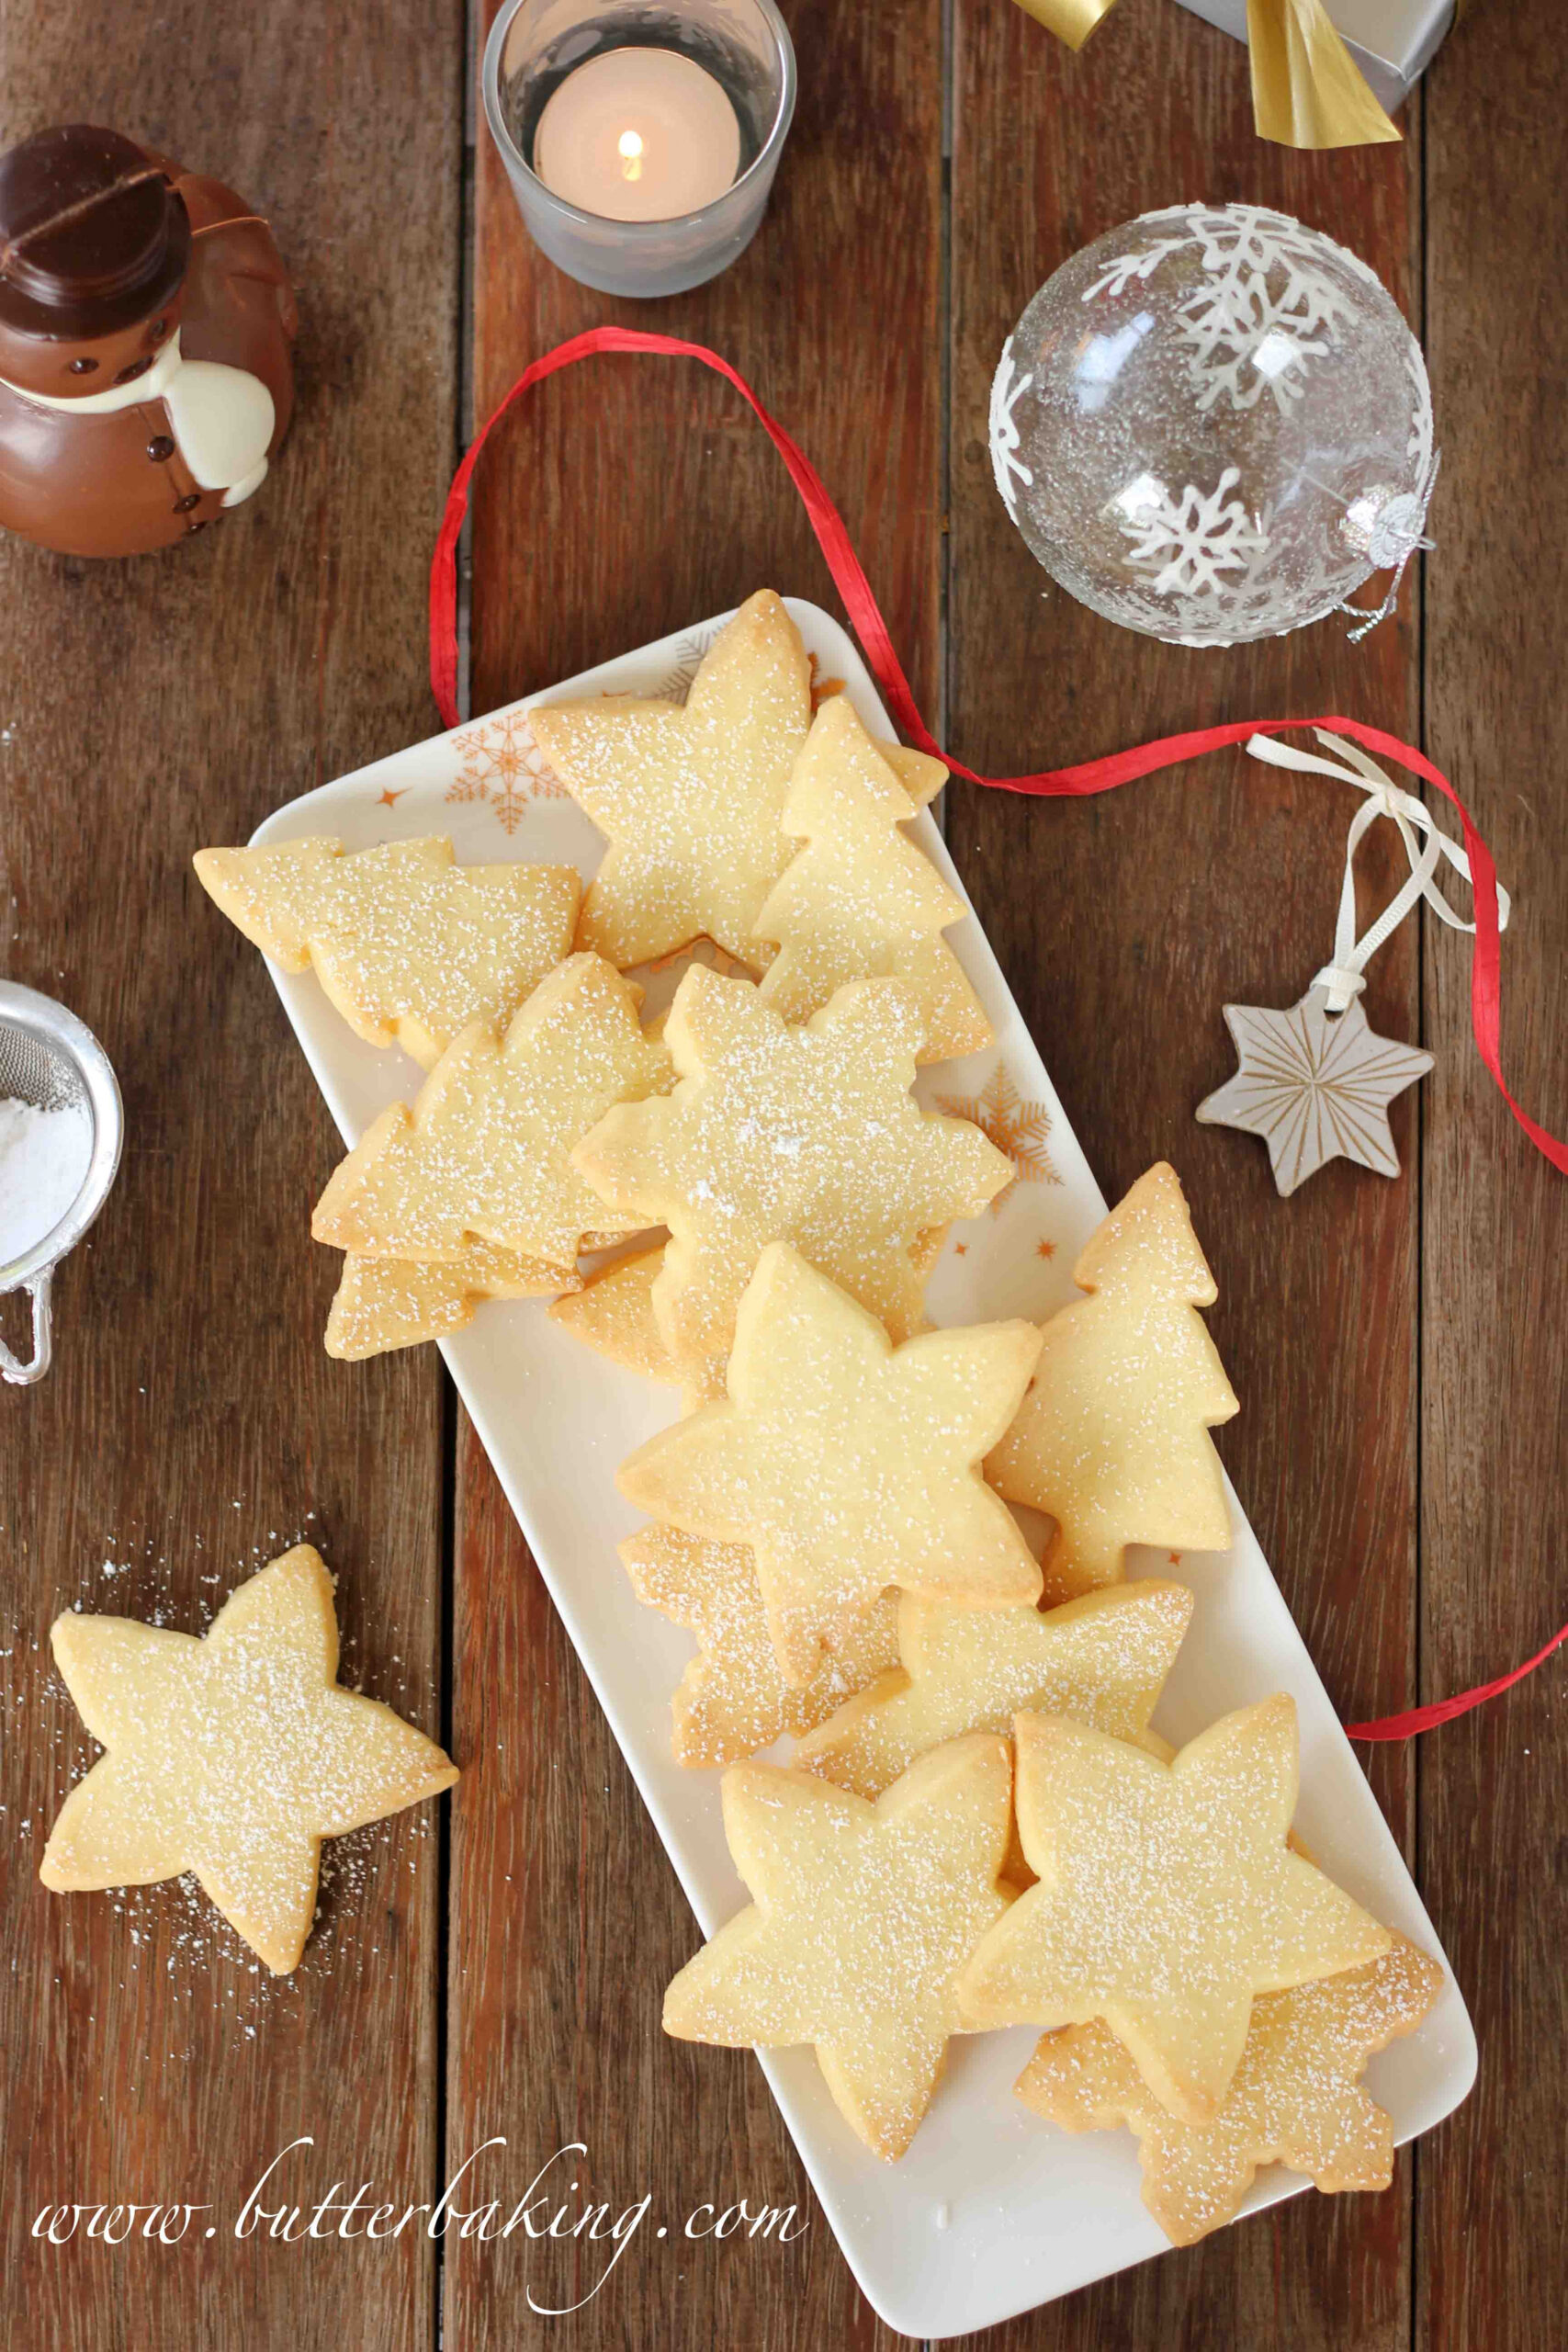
<box><xmin>1017</xmin><ymin>1934</ymin><xmax>1443</xmax><ymax>2245</ymax></box>
<box><xmin>325</xmin><ymin>1241</ymin><xmax>576</xmax><ymax>1360</ymax></box>
<box><xmin>574</xmin><ymin>966</ymin><xmax>1012</xmax><ymax>1390</ymax></box>
<box><xmin>528</xmin><ymin>590</ymin><xmax>812</xmax><ymax>971</ymax></box>
<box><xmin>794</xmin><ymin>1579</ymin><xmax>1193</xmax><ymax>1799</ymax></box>
<box><xmin>987</xmin><ymin>1163</ymin><xmax>1239</xmax><ymax>1602</ymax></box>
<box><xmin>752</xmin><ymin>695</ymin><xmax>990</xmax><ymax>1061</ymax></box>
<box><xmin>312</xmin><ymin>955</ymin><xmax>671</xmax><ymax>1267</ymax></box>
<box><xmin>549</xmin><ymin>1226</ymin><xmax>951</xmax><ymax>1402</ymax></box>
<box><xmin>663</xmin><ymin>1735</ymin><xmax>1014</xmax><ymax>2161</ymax></box>
<box><xmin>618</xmin><ymin>1244</ymin><xmax>1043</xmax><ymax>1685</ymax></box>
<box><xmin>194</xmin><ymin>835</ymin><xmax>580</xmax><ymax>1069</ymax></box>
<box><xmin>549</xmin><ymin>1246</ymin><xmax>684</xmax><ymax>1386</ymax></box>
<box><xmin>621</xmin><ymin>1528</ymin><xmax>900</xmax><ymax>1768</ymax></box>
<box><xmin>957</xmin><ymin>1699</ymin><xmax>1391</xmax><ymax>2123</ymax></box>
<box><xmin>40</xmin><ymin>1544</ymin><xmax>458</xmax><ymax>1973</ymax></box>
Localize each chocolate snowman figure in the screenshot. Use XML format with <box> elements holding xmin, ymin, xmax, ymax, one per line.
<box><xmin>0</xmin><ymin>124</ymin><xmax>296</xmax><ymax>557</ymax></box>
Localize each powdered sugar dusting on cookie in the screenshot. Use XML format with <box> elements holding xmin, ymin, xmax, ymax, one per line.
<box><xmin>194</xmin><ymin>836</ymin><xmax>581</xmax><ymax>1068</ymax></box>
<box><xmin>621</xmin><ymin>1526</ymin><xmax>899</xmax><ymax>1766</ymax></box>
<box><xmin>663</xmin><ymin>1736</ymin><xmax>1013</xmax><ymax>2160</ymax></box>
<box><xmin>574</xmin><ymin>966</ymin><xmax>1013</xmax><ymax>1388</ymax></box>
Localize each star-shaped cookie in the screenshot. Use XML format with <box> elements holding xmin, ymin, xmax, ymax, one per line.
<box><xmin>39</xmin><ymin>1545</ymin><xmax>458</xmax><ymax>1973</ymax></box>
<box><xmin>617</xmin><ymin>1243</ymin><xmax>1043</xmax><ymax>1685</ymax></box>
<box><xmin>324</xmin><ymin>1239</ymin><xmax>576</xmax><ymax>1360</ymax></box>
<box><xmin>793</xmin><ymin>1579</ymin><xmax>1193</xmax><ymax>1800</ymax></box>
<box><xmin>751</xmin><ymin>695</ymin><xmax>990</xmax><ymax>1062</ymax></box>
<box><xmin>549</xmin><ymin>1226</ymin><xmax>952</xmax><ymax>1406</ymax></box>
<box><xmin>957</xmin><ymin>1698</ymin><xmax>1392</xmax><ymax>2122</ymax></box>
<box><xmin>312</xmin><ymin>954</ymin><xmax>671</xmax><ymax>1267</ymax></box>
<box><xmin>987</xmin><ymin>1164</ymin><xmax>1238</xmax><ymax>1602</ymax></box>
<box><xmin>621</xmin><ymin>1527</ymin><xmax>900</xmax><ymax>1768</ymax></box>
<box><xmin>1016</xmin><ymin>1934</ymin><xmax>1443</xmax><ymax>2245</ymax></box>
<box><xmin>194</xmin><ymin>835</ymin><xmax>581</xmax><ymax>1068</ymax></box>
<box><xmin>527</xmin><ymin>590</ymin><xmax>813</xmax><ymax>971</ymax></box>
<box><xmin>573</xmin><ymin>966</ymin><xmax>1012</xmax><ymax>1389</ymax></box>
<box><xmin>663</xmin><ymin>1735</ymin><xmax>1014</xmax><ymax>2161</ymax></box>
<box><xmin>1195</xmin><ymin>989</ymin><xmax>1434</xmax><ymax>1197</ymax></box>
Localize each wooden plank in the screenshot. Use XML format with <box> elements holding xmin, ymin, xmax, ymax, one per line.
<box><xmin>948</xmin><ymin>4</ymin><xmax>1423</xmax><ymax>2345</ymax></box>
<box><xmin>1417</xmin><ymin>4</ymin><xmax>1568</xmax><ymax>2346</ymax></box>
<box><xmin>446</xmin><ymin>4</ymin><xmax>943</xmax><ymax>2345</ymax></box>
<box><xmin>0</xmin><ymin>7</ymin><xmax>461</xmax><ymax>2348</ymax></box>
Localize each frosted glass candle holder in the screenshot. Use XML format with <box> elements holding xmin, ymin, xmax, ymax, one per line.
<box><xmin>483</xmin><ymin>0</ymin><xmax>795</xmax><ymax>299</ymax></box>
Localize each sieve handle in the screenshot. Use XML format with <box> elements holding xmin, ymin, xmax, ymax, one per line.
<box><xmin>0</xmin><ymin>1274</ymin><xmax>53</xmax><ymax>1385</ymax></box>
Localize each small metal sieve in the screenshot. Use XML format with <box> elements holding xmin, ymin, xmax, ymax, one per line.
<box><xmin>0</xmin><ymin>981</ymin><xmax>124</xmax><ymax>1385</ymax></box>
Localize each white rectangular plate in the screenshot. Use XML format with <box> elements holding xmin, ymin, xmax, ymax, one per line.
<box><xmin>252</xmin><ymin>601</ymin><xmax>1474</xmax><ymax>2340</ymax></box>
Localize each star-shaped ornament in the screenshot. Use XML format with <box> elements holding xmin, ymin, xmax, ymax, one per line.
<box><xmin>40</xmin><ymin>1546</ymin><xmax>458</xmax><ymax>1973</ymax></box>
<box><xmin>1016</xmin><ymin>1934</ymin><xmax>1443</xmax><ymax>2245</ymax></box>
<box><xmin>617</xmin><ymin>1243</ymin><xmax>1043</xmax><ymax>1685</ymax></box>
<box><xmin>1196</xmin><ymin>987</ymin><xmax>1433</xmax><ymax>1198</ymax></box>
<box><xmin>957</xmin><ymin>1697</ymin><xmax>1392</xmax><ymax>2122</ymax></box>
<box><xmin>663</xmin><ymin>1735</ymin><xmax>1014</xmax><ymax>2161</ymax></box>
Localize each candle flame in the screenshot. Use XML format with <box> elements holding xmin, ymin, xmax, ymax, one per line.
<box><xmin>617</xmin><ymin>128</ymin><xmax>644</xmax><ymax>183</ymax></box>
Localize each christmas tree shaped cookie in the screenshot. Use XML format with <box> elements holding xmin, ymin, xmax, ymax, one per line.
<box><xmin>794</xmin><ymin>1579</ymin><xmax>1193</xmax><ymax>1801</ymax></box>
<box><xmin>618</xmin><ymin>1244</ymin><xmax>1043</xmax><ymax>1685</ymax></box>
<box><xmin>958</xmin><ymin>1699</ymin><xmax>1391</xmax><ymax>2123</ymax></box>
<box><xmin>987</xmin><ymin>1163</ymin><xmax>1239</xmax><ymax>1602</ymax></box>
<box><xmin>40</xmin><ymin>1544</ymin><xmax>458</xmax><ymax>1973</ymax></box>
<box><xmin>621</xmin><ymin>1528</ymin><xmax>900</xmax><ymax>1768</ymax></box>
<box><xmin>312</xmin><ymin>954</ymin><xmax>672</xmax><ymax>1269</ymax></box>
<box><xmin>528</xmin><ymin>590</ymin><xmax>813</xmax><ymax>971</ymax></box>
<box><xmin>751</xmin><ymin>695</ymin><xmax>991</xmax><ymax>1062</ymax></box>
<box><xmin>664</xmin><ymin>1736</ymin><xmax>1014</xmax><ymax>2160</ymax></box>
<box><xmin>324</xmin><ymin>1238</ymin><xmax>576</xmax><ymax>1361</ymax></box>
<box><xmin>573</xmin><ymin>966</ymin><xmax>1012</xmax><ymax>1390</ymax></box>
<box><xmin>1015</xmin><ymin>1933</ymin><xmax>1443</xmax><ymax>2245</ymax></box>
<box><xmin>194</xmin><ymin>835</ymin><xmax>581</xmax><ymax>1068</ymax></box>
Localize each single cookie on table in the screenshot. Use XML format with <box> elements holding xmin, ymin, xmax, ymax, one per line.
<box><xmin>311</xmin><ymin>953</ymin><xmax>671</xmax><ymax>1270</ymax></box>
<box><xmin>752</xmin><ymin>695</ymin><xmax>991</xmax><ymax>1062</ymax></box>
<box><xmin>663</xmin><ymin>1735</ymin><xmax>1014</xmax><ymax>2162</ymax></box>
<box><xmin>620</xmin><ymin>1527</ymin><xmax>900</xmax><ymax>1769</ymax></box>
<box><xmin>324</xmin><ymin>1239</ymin><xmax>578</xmax><ymax>1361</ymax></box>
<box><xmin>193</xmin><ymin>835</ymin><xmax>581</xmax><ymax>1069</ymax></box>
<box><xmin>618</xmin><ymin>1243</ymin><xmax>1043</xmax><ymax>1688</ymax></box>
<box><xmin>987</xmin><ymin>1163</ymin><xmax>1239</xmax><ymax>1604</ymax></box>
<box><xmin>957</xmin><ymin>1698</ymin><xmax>1391</xmax><ymax>2124</ymax></box>
<box><xmin>39</xmin><ymin>1544</ymin><xmax>458</xmax><ymax>1973</ymax></box>
<box><xmin>573</xmin><ymin>965</ymin><xmax>1012</xmax><ymax>1393</ymax></box>
<box><xmin>1017</xmin><ymin>1934</ymin><xmax>1443</xmax><ymax>2245</ymax></box>
<box><xmin>794</xmin><ymin>1578</ymin><xmax>1193</xmax><ymax>1800</ymax></box>
<box><xmin>549</xmin><ymin>1225</ymin><xmax>952</xmax><ymax>1404</ymax></box>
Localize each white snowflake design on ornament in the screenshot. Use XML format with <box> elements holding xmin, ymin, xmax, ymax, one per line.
<box><xmin>1114</xmin><ymin>468</ymin><xmax>1269</xmax><ymax>599</ymax></box>
<box><xmin>1085</xmin><ymin>205</ymin><xmax>1371</xmax><ymax>417</ymax></box>
<box><xmin>987</xmin><ymin>337</ymin><xmax>1035</xmax><ymax>521</ymax></box>
<box><xmin>446</xmin><ymin>709</ymin><xmax>565</xmax><ymax>835</ymax></box>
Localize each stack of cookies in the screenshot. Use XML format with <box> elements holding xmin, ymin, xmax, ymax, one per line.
<box><xmin>196</xmin><ymin>591</ymin><xmax>1441</xmax><ymax>2241</ymax></box>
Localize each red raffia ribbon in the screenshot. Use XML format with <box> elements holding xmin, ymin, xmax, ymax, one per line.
<box><xmin>430</xmin><ymin>326</ymin><xmax>1566</xmax><ymax>1738</ymax></box>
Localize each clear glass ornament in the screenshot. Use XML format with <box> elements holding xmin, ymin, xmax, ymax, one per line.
<box><xmin>988</xmin><ymin>204</ymin><xmax>1436</xmax><ymax>647</ymax></box>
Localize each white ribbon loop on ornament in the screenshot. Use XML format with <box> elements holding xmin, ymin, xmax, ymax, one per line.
<box><xmin>1247</xmin><ymin>727</ymin><xmax>1512</xmax><ymax>1013</ymax></box>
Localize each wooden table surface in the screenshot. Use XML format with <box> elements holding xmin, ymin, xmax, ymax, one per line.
<box><xmin>2</xmin><ymin>2</ymin><xmax>1563</xmax><ymax>2346</ymax></box>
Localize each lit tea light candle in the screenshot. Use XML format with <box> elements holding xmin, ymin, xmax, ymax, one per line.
<box><xmin>533</xmin><ymin>48</ymin><xmax>742</xmax><ymax>222</ymax></box>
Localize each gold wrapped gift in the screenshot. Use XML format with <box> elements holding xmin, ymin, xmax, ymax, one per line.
<box><xmin>1011</xmin><ymin>0</ymin><xmax>1404</xmax><ymax>149</ymax></box>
